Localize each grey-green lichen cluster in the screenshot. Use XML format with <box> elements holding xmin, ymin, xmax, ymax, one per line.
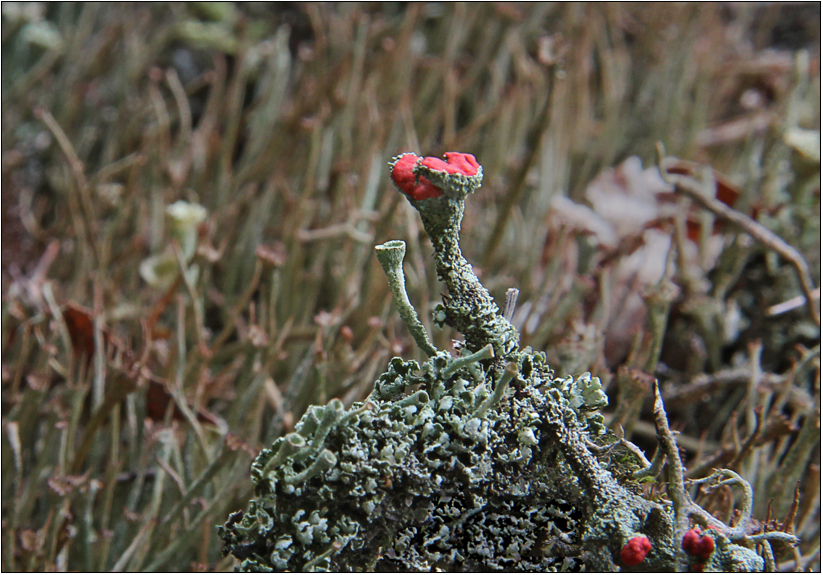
<box><xmin>218</xmin><ymin>153</ymin><xmax>795</xmax><ymax>571</ymax></box>
<box><xmin>221</xmin><ymin>349</ymin><xmax>655</xmax><ymax>571</ymax></box>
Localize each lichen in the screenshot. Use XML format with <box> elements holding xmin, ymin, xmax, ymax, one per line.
<box><xmin>219</xmin><ymin>152</ymin><xmax>796</xmax><ymax>572</ymax></box>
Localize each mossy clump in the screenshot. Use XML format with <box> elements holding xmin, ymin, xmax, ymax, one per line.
<box><xmin>220</xmin><ymin>345</ymin><xmax>651</xmax><ymax>571</ymax></box>
<box><xmin>218</xmin><ymin>152</ymin><xmax>780</xmax><ymax>572</ymax></box>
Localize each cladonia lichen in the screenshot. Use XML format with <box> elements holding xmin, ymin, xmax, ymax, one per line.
<box><xmin>219</xmin><ymin>152</ymin><xmax>798</xmax><ymax>572</ymax></box>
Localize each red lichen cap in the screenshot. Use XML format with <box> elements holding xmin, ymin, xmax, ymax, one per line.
<box><xmin>390</xmin><ymin>153</ymin><xmax>443</xmax><ymax>200</ymax></box>
<box><xmin>620</xmin><ymin>535</ymin><xmax>652</xmax><ymax>566</ymax></box>
<box><xmin>444</xmin><ymin>152</ymin><xmax>480</xmax><ymax>175</ymax></box>
<box><xmin>420</xmin><ymin>152</ymin><xmax>480</xmax><ymax>176</ymax></box>
<box><xmin>682</xmin><ymin>528</ymin><xmax>715</xmax><ymax>561</ymax></box>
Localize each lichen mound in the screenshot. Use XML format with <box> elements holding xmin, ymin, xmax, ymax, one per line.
<box><xmin>219</xmin><ymin>152</ymin><xmax>785</xmax><ymax>572</ymax></box>
<box><xmin>220</xmin><ymin>347</ymin><xmax>640</xmax><ymax>571</ymax></box>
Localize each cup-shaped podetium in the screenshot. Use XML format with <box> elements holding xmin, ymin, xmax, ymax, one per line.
<box><xmin>375</xmin><ymin>240</ymin><xmax>437</xmax><ymax>357</ymax></box>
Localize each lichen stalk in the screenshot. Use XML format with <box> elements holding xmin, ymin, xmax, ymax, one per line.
<box><xmin>282</xmin><ymin>449</ymin><xmax>338</xmax><ymax>485</ymax></box>
<box><xmin>442</xmin><ymin>343</ymin><xmax>494</xmax><ymax>379</ymax></box>
<box><xmin>653</xmin><ymin>380</ymin><xmax>691</xmax><ymax>571</ymax></box>
<box><xmin>473</xmin><ymin>361</ymin><xmax>515</xmax><ymax>418</ymax></box>
<box><xmin>261</xmin><ymin>432</ymin><xmax>306</xmax><ymax>476</ymax></box>
<box><xmin>375</xmin><ymin>240</ymin><xmax>437</xmax><ymax>357</ymax></box>
<box><xmin>391</xmin><ymin>153</ymin><xmax>520</xmax><ymax>357</ymax></box>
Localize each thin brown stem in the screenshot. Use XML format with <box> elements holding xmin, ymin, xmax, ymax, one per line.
<box><xmin>35</xmin><ymin>108</ymin><xmax>99</xmax><ymax>266</ymax></box>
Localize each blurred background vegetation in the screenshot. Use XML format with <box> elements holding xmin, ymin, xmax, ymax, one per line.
<box><xmin>1</xmin><ymin>2</ymin><xmax>819</xmax><ymax>571</ymax></box>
